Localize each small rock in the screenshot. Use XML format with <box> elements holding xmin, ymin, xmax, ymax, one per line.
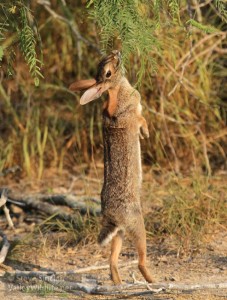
<box><xmin>158</xmin><ymin>255</ymin><xmax>168</xmax><ymax>263</ymax></box>
<box><xmin>68</xmin><ymin>259</ymin><xmax>77</xmax><ymax>266</ymax></box>
<box><xmin>207</xmin><ymin>245</ymin><xmax>214</xmax><ymax>251</ymax></box>
<box><xmin>169</xmin><ymin>275</ymin><xmax>179</xmax><ymax>281</ymax></box>
<box><xmin>164</xmin><ymin>274</ymin><xmax>179</xmax><ymax>281</ymax></box>
<box><xmin>212</xmin><ymin>268</ymin><xmax>220</xmax><ymax>274</ymax></box>
<box><xmin>11</xmin><ymin>204</ymin><xmax>24</xmax><ymax>214</ymax></box>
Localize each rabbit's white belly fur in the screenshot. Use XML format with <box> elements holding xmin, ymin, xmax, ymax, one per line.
<box><xmin>137</xmin><ymin>139</ymin><xmax>142</xmax><ymax>185</ymax></box>
<box><xmin>137</xmin><ymin>104</ymin><xmax>143</xmax><ymax>185</ymax></box>
<box><xmin>137</xmin><ymin>103</ymin><xmax>142</xmax><ymax>114</ymax></box>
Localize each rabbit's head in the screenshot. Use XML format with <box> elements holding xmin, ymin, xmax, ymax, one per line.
<box><xmin>69</xmin><ymin>50</ymin><xmax>122</xmax><ymax>105</ymax></box>
<box><xmin>95</xmin><ymin>50</ymin><xmax>122</xmax><ymax>84</ymax></box>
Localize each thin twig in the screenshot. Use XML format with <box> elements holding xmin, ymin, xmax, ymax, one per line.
<box><xmin>73</xmin><ymin>260</ymin><xmax>138</xmax><ymax>273</ymax></box>
<box><xmin>0</xmin><ymin>191</ymin><xmax>14</xmax><ymax>229</ymax></box>
<box><xmin>163</xmin><ymin>31</ymin><xmax>227</xmax><ymax>87</ymax></box>
<box><xmin>159</xmin><ymin>91</ymin><xmax>180</xmax><ymax>174</ymax></box>
<box><xmin>197</xmin><ymin>126</ymin><xmax>212</xmax><ymax>176</ymax></box>
<box><xmin>131</xmin><ymin>272</ymin><xmax>163</xmax><ymax>293</ymax></box>
<box><xmin>37</xmin><ymin>0</ymin><xmax>101</xmax><ymax>54</ymax></box>
<box><xmin>0</xmin><ymin>231</ymin><xmax>10</xmax><ymax>264</ymax></box>
<box><xmin>145</xmin><ymin>104</ymin><xmax>200</xmax><ymax>125</ymax></box>
<box><xmin>12</xmin><ymin>260</ymin><xmax>138</xmax><ymax>276</ymax></box>
<box><xmin>187</xmin><ymin>36</ymin><xmax>226</xmax><ymax>66</ymax></box>
<box><xmin>182</xmin><ymin>0</ymin><xmax>212</xmax><ymax>11</ymax></box>
<box><xmin>0</xmin><ymin>191</ymin><xmax>14</xmax><ymax>263</ymax></box>
<box><xmin>2</xmin><ymin>205</ymin><xmax>14</xmax><ymax>229</ymax></box>
<box><xmin>191</xmin><ymin>0</ymin><xmax>202</xmax><ymax>22</ymax></box>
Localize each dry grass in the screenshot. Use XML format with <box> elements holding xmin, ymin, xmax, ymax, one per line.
<box><xmin>145</xmin><ymin>174</ymin><xmax>227</xmax><ymax>251</ymax></box>
<box><xmin>0</xmin><ymin>1</ymin><xmax>226</xmax><ymax>178</ymax></box>
<box><xmin>6</xmin><ymin>173</ymin><xmax>226</xmax><ymax>258</ymax></box>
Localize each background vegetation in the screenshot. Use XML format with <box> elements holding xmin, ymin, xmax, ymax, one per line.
<box><xmin>0</xmin><ymin>0</ymin><xmax>226</xmax><ymax>178</ymax></box>
<box><xmin>0</xmin><ymin>0</ymin><xmax>226</xmax><ymax>252</ymax></box>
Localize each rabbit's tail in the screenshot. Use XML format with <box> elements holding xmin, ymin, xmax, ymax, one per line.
<box><xmin>98</xmin><ymin>222</ymin><xmax>119</xmax><ymax>246</ymax></box>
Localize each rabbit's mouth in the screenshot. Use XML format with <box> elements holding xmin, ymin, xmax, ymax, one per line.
<box><xmin>96</xmin><ymin>82</ymin><xmax>110</xmax><ymax>96</ymax></box>
<box><xmin>95</xmin><ymin>85</ymin><xmax>104</xmax><ymax>97</ymax></box>
<box><xmin>79</xmin><ymin>82</ymin><xmax>110</xmax><ymax>105</ymax></box>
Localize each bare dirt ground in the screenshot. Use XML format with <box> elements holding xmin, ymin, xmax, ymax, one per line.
<box><xmin>0</xmin><ymin>166</ymin><xmax>226</xmax><ymax>299</ymax></box>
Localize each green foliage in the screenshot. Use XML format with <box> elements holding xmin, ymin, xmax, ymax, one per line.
<box><xmin>0</xmin><ymin>1</ymin><xmax>226</xmax><ymax>177</ymax></box>
<box><xmin>153</xmin><ymin>0</ymin><xmax>162</xmax><ymax>26</ymax></box>
<box><xmin>87</xmin><ymin>0</ymin><xmax>226</xmax><ymax>83</ymax></box>
<box><xmin>167</xmin><ymin>0</ymin><xmax>180</xmax><ymax>23</ymax></box>
<box><xmin>187</xmin><ymin>19</ymin><xmax>218</xmax><ymax>34</ymax></box>
<box><xmin>0</xmin><ymin>1</ymin><xmax>43</xmax><ymax>85</ymax></box>
<box><xmin>1</xmin><ymin>1</ymin><xmax>226</xmax><ymax>85</ymax></box>
<box><xmin>86</xmin><ymin>0</ymin><xmax>187</xmax><ymax>82</ymax></box>
<box><xmin>0</xmin><ymin>46</ymin><xmax>3</xmax><ymax>60</ymax></box>
<box><xmin>214</xmin><ymin>0</ymin><xmax>227</xmax><ymax>22</ymax></box>
<box><xmin>88</xmin><ymin>0</ymin><xmax>160</xmax><ymax>82</ymax></box>
<box><xmin>19</xmin><ymin>7</ymin><xmax>43</xmax><ymax>86</ymax></box>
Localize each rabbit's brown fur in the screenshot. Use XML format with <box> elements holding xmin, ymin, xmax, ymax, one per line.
<box><xmin>98</xmin><ymin>54</ymin><xmax>153</xmax><ymax>284</ymax></box>
<box><xmin>70</xmin><ymin>50</ymin><xmax>153</xmax><ymax>284</ymax></box>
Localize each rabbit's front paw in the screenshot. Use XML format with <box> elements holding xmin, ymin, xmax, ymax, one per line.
<box><xmin>140</xmin><ymin>126</ymin><xmax>149</xmax><ymax>139</ymax></box>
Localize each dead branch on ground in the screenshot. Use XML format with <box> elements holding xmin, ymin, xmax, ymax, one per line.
<box><xmin>0</xmin><ymin>231</ymin><xmax>10</xmax><ymax>264</ymax></box>
<box><xmin>0</xmin><ymin>190</ymin><xmax>14</xmax><ymax>229</ymax></box>
<box><xmin>0</xmin><ymin>190</ymin><xmax>14</xmax><ymax>263</ymax></box>
<box><xmin>6</xmin><ymin>269</ymin><xmax>227</xmax><ymax>296</ymax></box>
<box><xmin>8</xmin><ymin>194</ymin><xmax>101</xmax><ymax>219</ymax></box>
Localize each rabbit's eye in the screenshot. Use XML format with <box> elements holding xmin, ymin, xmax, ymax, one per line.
<box><xmin>106</xmin><ymin>70</ymin><xmax>111</xmax><ymax>78</ymax></box>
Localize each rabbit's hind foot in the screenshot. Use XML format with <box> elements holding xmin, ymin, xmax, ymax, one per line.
<box><xmin>110</xmin><ymin>264</ymin><xmax>122</xmax><ymax>285</ymax></box>
<box><xmin>110</xmin><ymin>231</ymin><xmax>123</xmax><ymax>285</ymax></box>
<box><xmin>138</xmin><ymin>265</ymin><xmax>154</xmax><ymax>283</ymax></box>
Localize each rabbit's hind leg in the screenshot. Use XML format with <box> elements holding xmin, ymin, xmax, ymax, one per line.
<box><xmin>134</xmin><ymin>217</ymin><xmax>154</xmax><ymax>283</ymax></box>
<box><xmin>110</xmin><ymin>230</ymin><xmax>124</xmax><ymax>284</ymax></box>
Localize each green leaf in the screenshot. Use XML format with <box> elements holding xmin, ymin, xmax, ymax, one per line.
<box><xmin>0</xmin><ymin>46</ymin><xmax>3</xmax><ymax>61</ymax></box>
<box><xmin>34</xmin><ymin>77</ymin><xmax>39</xmax><ymax>86</ymax></box>
<box><xmin>187</xmin><ymin>19</ymin><xmax>218</xmax><ymax>34</ymax></box>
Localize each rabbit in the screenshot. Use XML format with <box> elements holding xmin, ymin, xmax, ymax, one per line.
<box><xmin>69</xmin><ymin>50</ymin><xmax>153</xmax><ymax>284</ymax></box>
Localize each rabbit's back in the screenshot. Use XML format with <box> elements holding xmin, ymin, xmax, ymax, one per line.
<box><xmin>101</xmin><ymin>121</ymin><xmax>142</xmax><ymax>225</ymax></box>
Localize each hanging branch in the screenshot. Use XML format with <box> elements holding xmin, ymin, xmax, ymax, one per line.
<box><xmin>37</xmin><ymin>0</ymin><xmax>101</xmax><ymax>55</ymax></box>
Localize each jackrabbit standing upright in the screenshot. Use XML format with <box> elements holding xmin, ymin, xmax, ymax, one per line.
<box><xmin>69</xmin><ymin>50</ymin><xmax>153</xmax><ymax>284</ymax></box>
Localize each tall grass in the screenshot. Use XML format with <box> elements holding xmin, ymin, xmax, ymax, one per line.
<box><xmin>0</xmin><ymin>1</ymin><xmax>226</xmax><ymax>178</ymax></box>
<box><xmin>145</xmin><ymin>175</ymin><xmax>226</xmax><ymax>251</ymax></box>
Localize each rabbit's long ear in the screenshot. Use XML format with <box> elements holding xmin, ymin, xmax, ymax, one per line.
<box><xmin>69</xmin><ymin>79</ymin><xmax>96</xmax><ymax>92</ymax></box>
<box><xmin>80</xmin><ymin>83</ymin><xmax>109</xmax><ymax>105</ymax></box>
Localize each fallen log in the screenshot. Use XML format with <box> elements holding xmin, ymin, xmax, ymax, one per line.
<box><xmin>7</xmin><ymin>194</ymin><xmax>101</xmax><ymax>220</ymax></box>
<box><xmin>6</xmin><ymin>269</ymin><xmax>227</xmax><ymax>296</ymax></box>
<box><xmin>40</xmin><ymin>194</ymin><xmax>101</xmax><ymax>215</ymax></box>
